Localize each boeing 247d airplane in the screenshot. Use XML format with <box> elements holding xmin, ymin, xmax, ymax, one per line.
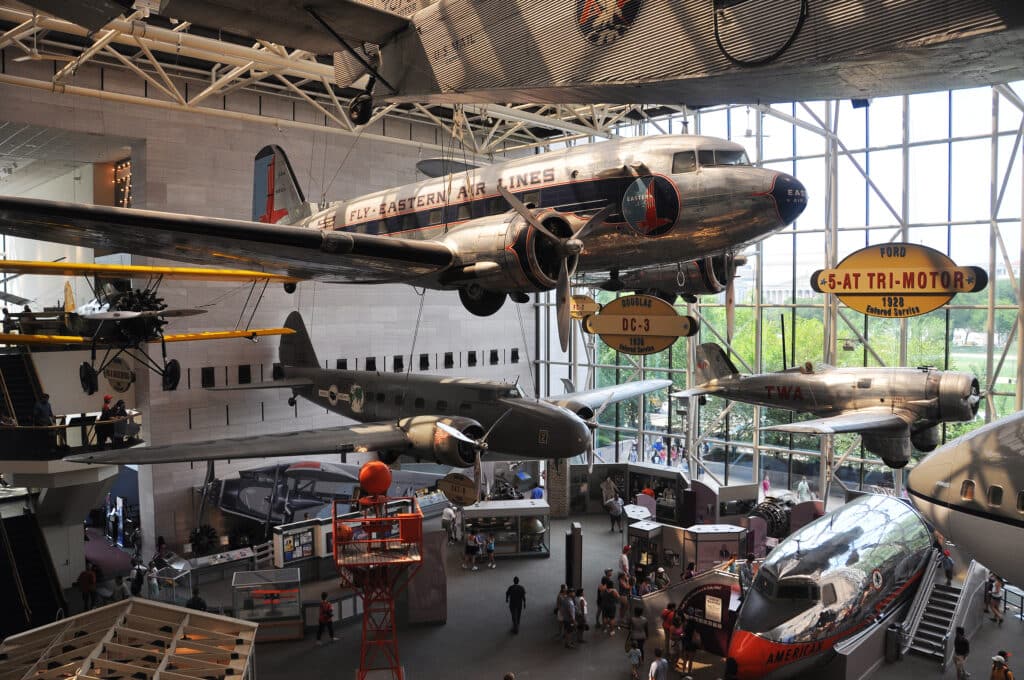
<box><xmin>66</xmin><ymin>312</ymin><xmax>669</xmax><ymax>471</ymax></box>
<box><xmin>0</xmin><ymin>135</ymin><xmax>807</xmax><ymax>351</ymax></box>
<box><xmin>675</xmin><ymin>343</ymin><xmax>981</xmax><ymax>468</ymax></box>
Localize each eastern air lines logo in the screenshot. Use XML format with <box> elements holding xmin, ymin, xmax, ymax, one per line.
<box><xmin>577</xmin><ymin>0</ymin><xmax>643</xmax><ymax>45</ymax></box>
<box><xmin>622</xmin><ymin>176</ymin><xmax>680</xmax><ymax>237</ymax></box>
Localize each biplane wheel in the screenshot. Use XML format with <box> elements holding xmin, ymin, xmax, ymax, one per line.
<box><xmin>161</xmin><ymin>359</ymin><xmax>181</xmax><ymax>391</ymax></box>
<box><xmin>283</xmin><ymin>282</ymin><xmax>297</xmax><ymax>294</ymax></box>
<box><xmin>349</xmin><ymin>94</ymin><xmax>373</xmax><ymax>126</ymax></box>
<box><xmin>287</xmin><ymin>397</ymin><xmax>297</xmax><ymax>407</ymax></box>
<box><xmin>79</xmin><ymin>363</ymin><xmax>98</xmax><ymax>395</ymax></box>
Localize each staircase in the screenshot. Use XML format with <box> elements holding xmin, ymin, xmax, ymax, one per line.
<box><xmin>0</xmin><ymin>351</ymin><xmax>43</xmax><ymax>425</ymax></box>
<box><xmin>0</xmin><ymin>514</ymin><xmax>67</xmax><ymax>635</ymax></box>
<box><xmin>909</xmin><ymin>582</ymin><xmax>962</xmax><ymax>660</ymax></box>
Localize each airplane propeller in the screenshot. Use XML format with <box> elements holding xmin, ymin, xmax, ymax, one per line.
<box><xmin>435</xmin><ymin>409</ymin><xmax>513</xmax><ymax>502</ymax></box>
<box><xmin>498</xmin><ymin>184</ymin><xmax>610</xmax><ymax>353</ymax></box>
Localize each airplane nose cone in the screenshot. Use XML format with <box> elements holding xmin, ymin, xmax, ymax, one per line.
<box><xmin>770</xmin><ymin>173</ymin><xmax>807</xmax><ymax>225</ymax></box>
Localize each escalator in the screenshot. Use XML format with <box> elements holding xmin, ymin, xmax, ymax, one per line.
<box><xmin>0</xmin><ymin>350</ymin><xmax>43</xmax><ymax>425</ymax></box>
<box><xmin>0</xmin><ymin>513</ymin><xmax>67</xmax><ymax>637</ymax></box>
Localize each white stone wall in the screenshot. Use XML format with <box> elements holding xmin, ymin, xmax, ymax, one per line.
<box><xmin>0</xmin><ymin>59</ymin><xmax>536</xmax><ymax>554</ymax></box>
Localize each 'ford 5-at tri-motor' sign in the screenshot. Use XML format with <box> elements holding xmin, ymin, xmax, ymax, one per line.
<box><xmin>811</xmin><ymin>243</ymin><xmax>988</xmax><ymax>318</ymax></box>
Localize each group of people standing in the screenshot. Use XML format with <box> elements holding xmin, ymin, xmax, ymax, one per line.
<box><xmin>461</xmin><ymin>530</ymin><xmax>496</xmax><ymax>570</ymax></box>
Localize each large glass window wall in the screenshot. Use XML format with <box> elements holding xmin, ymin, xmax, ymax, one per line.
<box><xmin>536</xmin><ymin>84</ymin><xmax>1024</xmax><ymax>501</ymax></box>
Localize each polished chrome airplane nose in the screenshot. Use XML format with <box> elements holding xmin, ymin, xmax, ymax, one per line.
<box><xmin>770</xmin><ymin>173</ymin><xmax>808</xmax><ymax>225</ymax></box>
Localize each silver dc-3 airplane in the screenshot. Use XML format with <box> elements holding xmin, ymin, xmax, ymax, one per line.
<box><xmin>0</xmin><ymin>135</ymin><xmax>807</xmax><ymax>351</ymax></box>
<box><xmin>66</xmin><ymin>311</ymin><xmax>670</xmax><ymax>471</ymax></box>
<box><xmin>908</xmin><ymin>410</ymin><xmax>1024</xmax><ymax>582</ymax></box>
<box><xmin>676</xmin><ymin>343</ymin><xmax>981</xmax><ymax>468</ymax></box>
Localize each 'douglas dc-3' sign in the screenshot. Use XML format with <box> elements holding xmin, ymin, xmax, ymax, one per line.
<box><xmin>811</xmin><ymin>243</ymin><xmax>988</xmax><ymax>318</ymax></box>
<box><xmin>582</xmin><ymin>294</ymin><xmax>699</xmax><ymax>355</ymax></box>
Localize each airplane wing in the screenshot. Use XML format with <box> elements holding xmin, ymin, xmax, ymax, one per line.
<box><xmin>64</xmin><ymin>421</ymin><xmax>417</xmax><ymax>465</ymax></box>
<box><xmin>0</xmin><ymin>291</ymin><xmax>31</xmax><ymax>306</ymax></box>
<box><xmin>0</xmin><ymin>332</ymin><xmax>91</xmax><ymax>346</ymax></box>
<box><xmin>671</xmin><ymin>386</ymin><xmax>724</xmax><ymax>398</ymax></box>
<box><xmin>0</xmin><ymin>196</ymin><xmax>454</xmax><ymax>283</ymax></box>
<box><xmin>0</xmin><ymin>260</ymin><xmax>301</xmax><ymax>284</ymax></box>
<box><xmin>762</xmin><ymin>409</ymin><xmax>912</xmax><ymax>435</ymax></box>
<box><xmin>0</xmin><ymin>328</ymin><xmax>295</xmax><ymax>346</ymax></box>
<box><xmin>161</xmin><ymin>328</ymin><xmax>294</xmax><ymax>342</ymax></box>
<box><xmin>207</xmin><ymin>378</ymin><xmax>315</xmax><ymax>391</ymax></box>
<box><xmin>547</xmin><ymin>379</ymin><xmax>672</xmax><ymax>411</ymax></box>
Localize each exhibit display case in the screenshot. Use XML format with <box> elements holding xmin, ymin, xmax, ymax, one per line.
<box><xmin>683</xmin><ymin>524</ymin><xmax>748</xmax><ymax>574</ymax></box>
<box><xmin>461</xmin><ymin>499</ymin><xmax>550</xmax><ymax>558</ymax></box>
<box><xmin>232</xmin><ymin>568</ymin><xmax>303</xmax><ymax>641</ymax></box>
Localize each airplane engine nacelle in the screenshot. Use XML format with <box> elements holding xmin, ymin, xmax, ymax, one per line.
<box><xmin>444</xmin><ymin>210</ymin><xmax>590</xmax><ymax>294</ymax></box>
<box><xmin>398</xmin><ymin>415</ymin><xmax>483</xmax><ymax>468</ymax></box>
<box><xmin>937</xmin><ymin>373</ymin><xmax>981</xmax><ymax>422</ymax></box>
<box><xmin>672</xmin><ymin>253</ymin><xmax>738</xmax><ymax>296</ymax></box>
<box><xmin>557</xmin><ymin>399</ymin><xmax>594</xmax><ymax>422</ymax></box>
<box><xmin>862</xmin><ymin>433</ymin><xmax>912</xmax><ymax>468</ymax></box>
<box><xmin>910</xmin><ymin>425</ymin><xmax>940</xmax><ymax>453</ymax></box>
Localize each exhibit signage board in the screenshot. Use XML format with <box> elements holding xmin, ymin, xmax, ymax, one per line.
<box><xmin>583</xmin><ymin>294</ymin><xmax>698</xmax><ymax>355</ymax></box>
<box><xmin>811</xmin><ymin>243</ymin><xmax>987</xmax><ymax>318</ymax></box>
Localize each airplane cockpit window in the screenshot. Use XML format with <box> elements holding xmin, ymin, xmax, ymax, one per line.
<box><xmin>988</xmin><ymin>485</ymin><xmax>1003</xmax><ymax>507</ymax></box>
<box><xmin>754</xmin><ymin>570</ymin><xmax>776</xmax><ymax>596</ymax></box>
<box><xmin>821</xmin><ymin>583</ymin><xmax>837</xmax><ymax>606</ymax></box>
<box><xmin>960</xmin><ymin>479</ymin><xmax>975</xmax><ymax>501</ymax></box>
<box><xmin>698</xmin><ymin>149</ymin><xmax>751</xmax><ymax>167</ymax></box>
<box><xmin>672</xmin><ymin>151</ymin><xmax>696</xmax><ymax>173</ymax></box>
<box><xmin>776</xmin><ymin>579</ymin><xmax>819</xmax><ymax>602</ymax></box>
<box><xmin>857</xmin><ymin>378</ymin><xmax>872</xmax><ymax>389</ymax></box>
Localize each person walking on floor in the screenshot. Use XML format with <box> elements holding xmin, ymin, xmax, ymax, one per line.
<box><xmin>629</xmin><ymin>606</ymin><xmax>649</xmax><ymax>664</ymax></box>
<box><xmin>648</xmin><ymin>648</ymin><xmax>669</xmax><ymax>680</ymax></box>
<box><xmin>953</xmin><ymin>626</ymin><xmax>970</xmax><ymax>680</ymax></box>
<box><xmin>991</xmin><ymin>654</ymin><xmax>1015</xmax><ymax>680</ymax></box>
<box><xmin>316</xmin><ymin>592</ymin><xmax>337</xmax><ymax>644</ymax></box>
<box><xmin>505</xmin><ymin>576</ymin><xmax>526</xmax><ymax>633</ymax></box>
<box><xmin>77</xmin><ymin>563</ymin><xmax>97</xmax><ymax>611</ymax></box>
<box><xmin>607</xmin><ymin>492</ymin><xmax>625</xmax><ymax>532</ymax></box>
<box><xmin>186</xmin><ymin>588</ymin><xmax>207</xmax><ymax>611</ymax></box>
<box><xmin>559</xmin><ymin>585</ymin><xmax>577</xmax><ymax>648</ymax></box>
<box><xmin>486</xmin><ymin>533</ymin><xmax>497</xmax><ymax>569</ymax></box>
<box><xmin>627</xmin><ymin>640</ymin><xmax>642</xmax><ymax>680</ymax></box>
<box><xmin>990</xmin><ymin>575</ymin><xmax>1005</xmax><ymax>625</ymax></box>
<box><xmin>574</xmin><ymin>588</ymin><xmax>588</xmax><ymax>643</ymax></box>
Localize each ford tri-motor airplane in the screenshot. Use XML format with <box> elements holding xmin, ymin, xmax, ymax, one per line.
<box><xmin>907</xmin><ymin>410</ymin><xmax>1024</xmax><ymax>582</ymax></box>
<box><xmin>67</xmin><ymin>312</ymin><xmax>670</xmax><ymax>471</ymax></box>
<box><xmin>0</xmin><ymin>135</ymin><xmax>807</xmax><ymax>351</ymax></box>
<box><xmin>676</xmin><ymin>343</ymin><xmax>981</xmax><ymax>468</ymax></box>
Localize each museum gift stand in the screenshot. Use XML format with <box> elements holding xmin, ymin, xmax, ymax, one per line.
<box><xmin>332</xmin><ymin>495</ymin><xmax>423</xmax><ymax>680</ymax></box>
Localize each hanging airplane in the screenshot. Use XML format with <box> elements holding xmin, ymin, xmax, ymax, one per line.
<box><xmin>65</xmin><ymin>311</ymin><xmax>669</xmax><ymax>472</ymax></box>
<box><xmin>15</xmin><ymin>0</ymin><xmax>1023</xmax><ymax>118</ymax></box>
<box><xmin>0</xmin><ymin>135</ymin><xmax>807</xmax><ymax>352</ymax></box>
<box><xmin>0</xmin><ymin>260</ymin><xmax>298</xmax><ymax>393</ymax></box>
<box><xmin>907</xmin><ymin>410</ymin><xmax>1024</xmax><ymax>582</ymax></box>
<box><xmin>728</xmin><ymin>494</ymin><xmax>933</xmax><ymax>680</ymax></box>
<box><xmin>675</xmin><ymin>343</ymin><xmax>981</xmax><ymax>468</ymax></box>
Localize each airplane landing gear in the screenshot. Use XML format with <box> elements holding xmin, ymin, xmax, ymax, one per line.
<box><xmin>79</xmin><ymin>362</ymin><xmax>99</xmax><ymax>395</ymax></box>
<box><xmin>349</xmin><ymin>93</ymin><xmax>373</xmax><ymax>126</ymax></box>
<box><xmin>510</xmin><ymin>292</ymin><xmax>530</xmax><ymax>304</ymax></box>
<box><xmin>161</xmin><ymin>359</ymin><xmax>181</xmax><ymax>391</ymax></box>
<box><xmin>459</xmin><ymin>286</ymin><xmax>506</xmax><ymax>316</ymax></box>
<box><xmin>288</xmin><ymin>396</ymin><xmax>297</xmax><ymax>407</ymax></box>
<box><xmin>283</xmin><ymin>282</ymin><xmax>297</xmax><ymax>294</ymax></box>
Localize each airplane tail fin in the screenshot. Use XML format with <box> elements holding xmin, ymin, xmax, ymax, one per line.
<box><xmin>252</xmin><ymin>145</ymin><xmax>310</xmax><ymax>225</ymax></box>
<box><xmin>695</xmin><ymin>343</ymin><xmax>740</xmax><ymax>384</ymax></box>
<box><xmin>280</xmin><ymin>312</ymin><xmax>319</xmax><ymax>368</ymax></box>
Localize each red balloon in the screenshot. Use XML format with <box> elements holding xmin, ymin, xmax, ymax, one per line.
<box><xmin>360</xmin><ymin>460</ymin><xmax>393</xmax><ymax>496</ymax></box>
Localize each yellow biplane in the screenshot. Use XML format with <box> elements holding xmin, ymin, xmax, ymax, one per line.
<box><xmin>0</xmin><ymin>260</ymin><xmax>299</xmax><ymax>393</ymax></box>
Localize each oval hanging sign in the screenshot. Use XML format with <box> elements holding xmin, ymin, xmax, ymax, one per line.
<box><xmin>582</xmin><ymin>294</ymin><xmax>698</xmax><ymax>355</ymax></box>
<box><xmin>437</xmin><ymin>472</ymin><xmax>477</xmax><ymax>506</ymax></box>
<box><xmin>102</xmin><ymin>356</ymin><xmax>135</xmax><ymax>393</ymax></box>
<box><xmin>570</xmin><ymin>294</ymin><xmax>601</xmax><ymax>320</ymax></box>
<box><xmin>811</xmin><ymin>243</ymin><xmax>988</xmax><ymax>318</ymax></box>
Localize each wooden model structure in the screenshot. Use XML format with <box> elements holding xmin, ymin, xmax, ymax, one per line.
<box><xmin>0</xmin><ymin>599</ymin><xmax>257</xmax><ymax>680</ymax></box>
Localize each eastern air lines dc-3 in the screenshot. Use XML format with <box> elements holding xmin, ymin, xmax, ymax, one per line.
<box><xmin>0</xmin><ymin>135</ymin><xmax>807</xmax><ymax>350</ymax></box>
<box><xmin>66</xmin><ymin>312</ymin><xmax>670</xmax><ymax>470</ymax></box>
<box><xmin>676</xmin><ymin>343</ymin><xmax>981</xmax><ymax>468</ymax></box>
